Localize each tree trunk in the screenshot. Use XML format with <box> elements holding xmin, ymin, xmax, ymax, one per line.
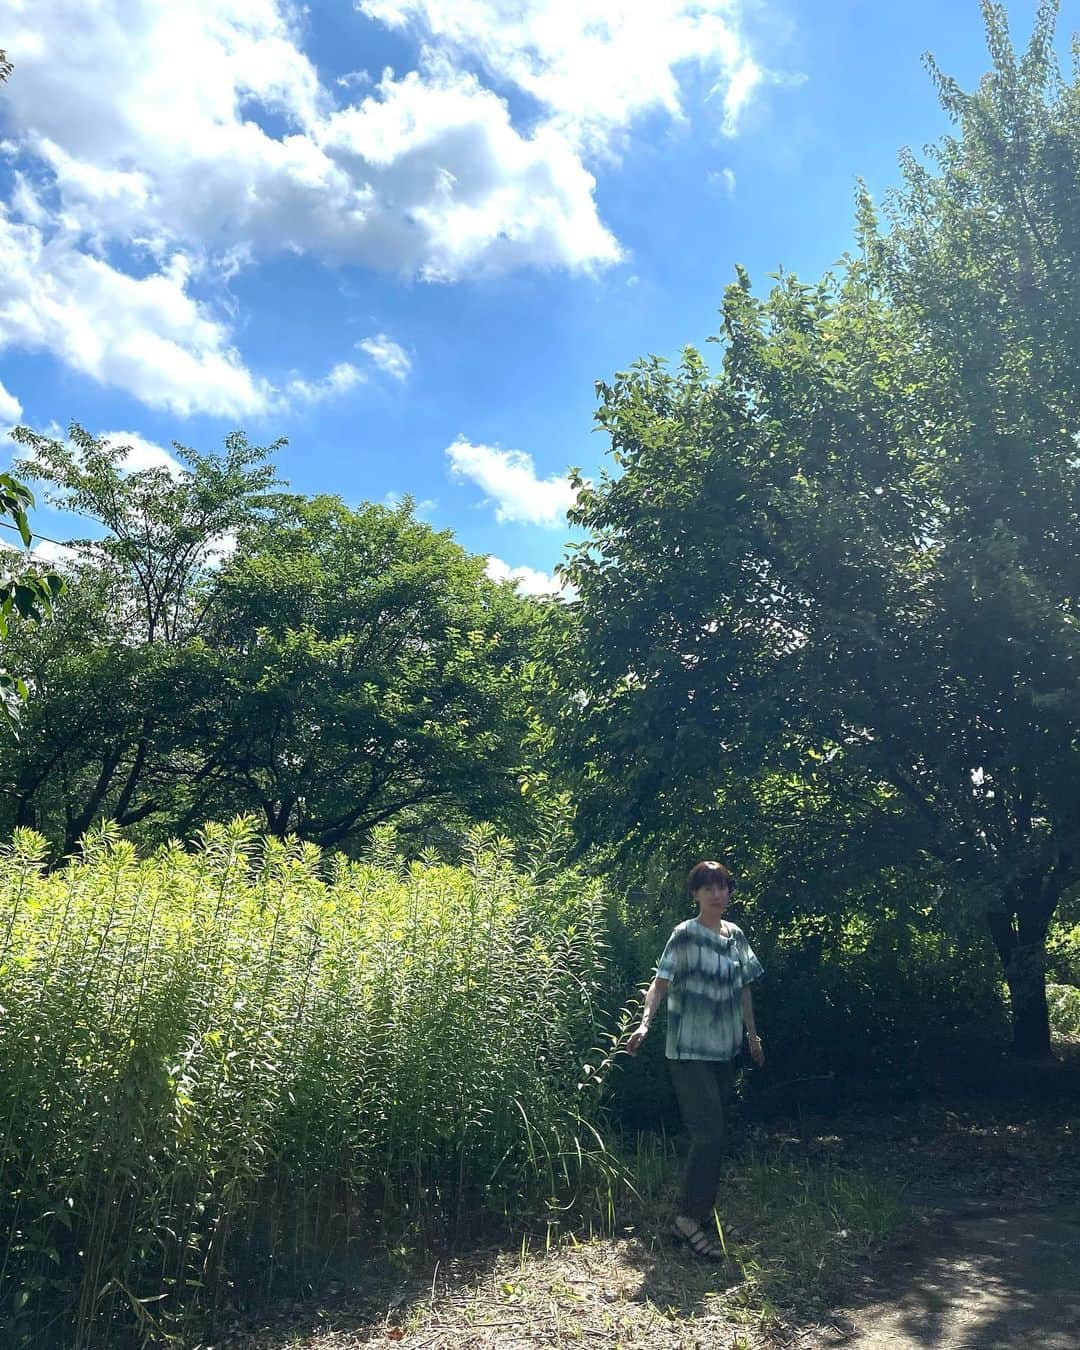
<box><xmin>986</xmin><ymin>886</ymin><xmax>1054</xmax><ymax>1060</ymax></box>
<box><xmin>1005</xmin><ymin>935</ymin><xmax>1051</xmax><ymax>1058</ymax></box>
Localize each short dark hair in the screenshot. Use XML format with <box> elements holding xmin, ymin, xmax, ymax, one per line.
<box><xmin>687</xmin><ymin>859</ymin><xmax>735</xmax><ymax>894</ymax></box>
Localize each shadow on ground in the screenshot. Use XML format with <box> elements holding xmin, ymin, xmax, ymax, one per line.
<box><xmin>813</xmin><ymin>1202</ymin><xmax>1080</xmax><ymax>1350</ymax></box>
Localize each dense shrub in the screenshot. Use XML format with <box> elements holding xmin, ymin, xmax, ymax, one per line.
<box><xmin>1046</xmin><ymin>906</ymin><xmax>1080</xmax><ymax>1039</ymax></box>
<box><xmin>1047</xmin><ymin>984</ymin><xmax>1080</xmax><ymax>1041</ymax></box>
<box><xmin>0</xmin><ymin>820</ymin><xmax>613</xmax><ymax>1347</ymax></box>
<box><xmin>754</xmin><ymin>912</ymin><xmax>1008</xmax><ymax>1090</ymax></box>
<box><xmin>1047</xmin><ymin>914</ymin><xmax>1080</xmax><ymax>986</ymax></box>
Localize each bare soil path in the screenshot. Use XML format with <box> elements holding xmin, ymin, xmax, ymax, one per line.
<box><xmin>813</xmin><ymin>1201</ymin><xmax>1080</xmax><ymax>1349</ymax></box>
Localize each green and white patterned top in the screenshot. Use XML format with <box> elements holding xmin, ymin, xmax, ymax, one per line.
<box><xmin>655</xmin><ymin>918</ymin><xmax>764</xmax><ymax>1061</ymax></box>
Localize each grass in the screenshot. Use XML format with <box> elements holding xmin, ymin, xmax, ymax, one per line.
<box><xmin>0</xmin><ymin>819</ymin><xmax>619</xmax><ymax>1347</ymax></box>
<box><xmin>229</xmin><ymin>1087</ymin><xmax>1080</xmax><ymax>1349</ymax></box>
<box><xmin>228</xmin><ymin>1120</ymin><xmax>913</xmax><ymax>1349</ymax></box>
<box><xmin>612</xmin><ymin>1128</ymin><xmax>908</xmax><ymax>1323</ymax></box>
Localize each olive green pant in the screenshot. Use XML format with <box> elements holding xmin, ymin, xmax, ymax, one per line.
<box><xmin>668</xmin><ymin>1058</ymin><xmax>735</xmax><ymax>1222</ymax></box>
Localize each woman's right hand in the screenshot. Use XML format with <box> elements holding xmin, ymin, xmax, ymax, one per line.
<box><xmin>626</xmin><ymin>1024</ymin><xmax>649</xmax><ymax>1056</ymax></box>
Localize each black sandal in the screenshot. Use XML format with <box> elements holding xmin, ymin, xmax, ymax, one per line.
<box><xmin>671</xmin><ymin>1218</ymin><xmax>724</xmax><ymax>1261</ymax></box>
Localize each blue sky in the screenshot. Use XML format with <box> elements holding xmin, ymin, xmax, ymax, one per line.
<box><xmin>0</xmin><ymin>0</ymin><xmax>1065</xmax><ymax>592</ymax></box>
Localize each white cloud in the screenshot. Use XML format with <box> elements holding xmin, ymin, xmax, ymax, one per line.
<box><xmin>282</xmin><ymin>361</ymin><xmax>366</xmax><ymax>405</ymax></box>
<box><xmin>27</xmin><ymin>536</ymin><xmax>83</xmax><ymax>568</ymax></box>
<box><xmin>446</xmin><ymin>436</ymin><xmax>577</xmax><ymax>527</ymax></box>
<box><xmin>316</xmin><ymin>63</ymin><xmax>620</xmax><ymax>279</ymax></box>
<box><xmin>383</xmin><ymin>490</ymin><xmax>437</xmax><ymax>516</ymax></box>
<box><xmin>0</xmin><ymin>0</ymin><xmax>627</xmax><ymax>408</ymax></box>
<box><xmin>0</xmin><ymin>212</ymin><xmax>272</xmax><ymax>417</ymax></box>
<box><xmin>96</xmin><ymin>431</ymin><xmax>185</xmax><ymax>478</ymax></box>
<box><xmin>358</xmin><ymin>0</ymin><xmax>765</xmax><ymax>150</ymax></box>
<box><xmin>359</xmin><ymin>334</ymin><xmax>412</xmax><ymax>381</ymax></box>
<box><xmin>0</xmin><ymin>0</ymin><xmax>777</xmax><ymax>411</ymax></box>
<box><xmin>0</xmin><ymin>378</ymin><xmax>22</xmax><ymax>424</ymax></box>
<box><xmin>2</xmin><ymin>1</ymin><xmax>621</xmax><ymax>281</ymax></box>
<box><xmin>0</xmin><ymin>209</ymin><xmax>368</xmax><ymax>418</ymax></box>
<box><xmin>485</xmin><ymin>554</ymin><xmax>573</xmax><ymax>599</ymax></box>
<box><xmin>205</xmin><ymin>530</ymin><xmax>239</xmax><ymax>569</ymax></box>
<box><xmin>709</xmin><ymin>166</ymin><xmax>737</xmax><ymax>195</ymax></box>
<box><xmin>715</xmin><ymin>58</ymin><xmax>763</xmax><ymax>136</ymax></box>
<box><xmin>0</xmin><ymin>532</ymin><xmax>84</xmax><ymax>569</ymax></box>
<box><xmin>336</xmin><ymin>70</ymin><xmax>375</xmax><ymax>92</ymax></box>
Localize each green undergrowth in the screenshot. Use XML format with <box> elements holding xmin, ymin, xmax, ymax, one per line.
<box><xmin>1048</xmin><ymin>982</ymin><xmax>1080</xmax><ymax>1041</ymax></box>
<box><xmin>615</xmin><ymin>1129</ymin><xmax>909</xmax><ymax>1324</ymax></box>
<box><xmin>0</xmin><ymin>819</ymin><xmax>618</xmax><ymax>1348</ymax></box>
<box><xmin>228</xmin><ymin>1127</ymin><xmax>912</xmax><ymax>1350</ymax></box>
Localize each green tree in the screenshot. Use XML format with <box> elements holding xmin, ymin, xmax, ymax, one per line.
<box><xmin>561</xmin><ymin>4</ymin><xmax>1079</xmax><ymax>1058</ymax></box>
<box><xmin>864</xmin><ymin>0</ymin><xmax>1080</xmax><ymax>1054</ymax></box>
<box><xmin>0</xmin><ymin>475</ymin><xmax>64</xmax><ymax>731</ymax></box>
<box><xmin>185</xmin><ymin>493</ymin><xmax>542</xmax><ymax>848</ymax></box>
<box><xmin>1</xmin><ymin>425</ymin><xmax>280</xmax><ymax>845</ymax></box>
<box><xmin>1</xmin><ymin>432</ymin><xmax>545</xmax><ymax>853</ymax></box>
<box><xmin>12</xmin><ymin>423</ymin><xmax>282</xmax><ymax>646</ymax></box>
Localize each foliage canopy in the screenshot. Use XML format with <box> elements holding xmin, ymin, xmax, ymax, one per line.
<box><xmin>559</xmin><ymin>0</ymin><xmax>1080</xmax><ymax>1056</ymax></box>
<box><xmin>1</xmin><ymin>429</ymin><xmax>544</xmax><ymax>853</ymax></box>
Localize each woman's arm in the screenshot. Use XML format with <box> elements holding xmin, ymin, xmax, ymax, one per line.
<box><xmin>741</xmin><ymin>985</ymin><xmax>764</xmax><ymax>1065</ymax></box>
<box><xmin>626</xmin><ymin>976</ymin><xmax>670</xmax><ymax>1055</ymax></box>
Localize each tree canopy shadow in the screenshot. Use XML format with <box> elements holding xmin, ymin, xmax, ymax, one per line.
<box><xmin>817</xmin><ymin>1203</ymin><xmax>1080</xmax><ymax>1349</ymax></box>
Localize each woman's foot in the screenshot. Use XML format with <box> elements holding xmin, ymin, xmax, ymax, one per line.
<box><xmin>671</xmin><ymin>1214</ymin><xmax>725</xmax><ymax>1260</ymax></box>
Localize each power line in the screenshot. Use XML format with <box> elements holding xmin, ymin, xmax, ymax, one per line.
<box><xmin>0</xmin><ymin>519</ymin><xmax>89</xmax><ymax>552</ymax></box>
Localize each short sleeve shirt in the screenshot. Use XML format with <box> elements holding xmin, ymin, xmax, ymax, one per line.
<box><xmin>655</xmin><ymin>918</ymin><xmax>764</xmax><ymax>1061</ymax></box>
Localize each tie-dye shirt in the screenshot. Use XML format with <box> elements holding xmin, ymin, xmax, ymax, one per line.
<box><xmin>655</xmin><ymin>918</ymin><xmax>764</xmax><ymax>1061</ymax></box>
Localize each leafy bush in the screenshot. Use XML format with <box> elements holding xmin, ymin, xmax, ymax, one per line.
<box><xmin>1047</xmin><ymin>983</ymin><xmax>1080</xmax><ymax>1042</ymax></box>
<box><xmin>756</xmin><ymin>908</ymin><xmax>1007</xmax><ymax>1087</ymax></box>
<box><xmin>0</xmin><ymin>820</ymin><xmax>614</xmax><ymax>1347</ymax></box>
<box><xmin>1047</xmin><ymin>917</ymin><xmax>1080</xmax><ymax>987</ymax></box>
<box><xmin>1046</xmin><ymin>909</ymin><xmax>1080</xmax><ymax>1042</ymax></box>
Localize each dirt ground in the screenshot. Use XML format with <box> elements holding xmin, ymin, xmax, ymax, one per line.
<box><xmin>817</xmin><ymin>1201</ymin><xmax>1080</xmax><ymax>1348</ymax></box>
<box><xmin>223</xmin><ymin>1080</ymin><xmax>1080</xmax><ymax>1350</ymax></box>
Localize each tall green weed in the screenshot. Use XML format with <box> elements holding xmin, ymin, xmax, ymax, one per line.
<box><xmin>0</xmin><ymin>820</ymin><xmax>614</xmax><ymax>1347</ymax></box>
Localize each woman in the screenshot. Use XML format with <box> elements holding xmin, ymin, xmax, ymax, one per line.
<box><xmin>627</xmin><ymin>859</ymin><xmax>764</xmax><ymax>1260</ymax></box>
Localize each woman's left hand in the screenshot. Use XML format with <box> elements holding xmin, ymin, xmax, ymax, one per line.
<box><xmin>747</xmin><ymin>1032</ymin><xmax>765</xmax><ymax>1066</ymax></box>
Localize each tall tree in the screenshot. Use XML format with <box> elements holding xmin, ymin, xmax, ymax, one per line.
<box><xmin>2</xmin><ymin>425</ymin><xmax>280</xmax><ymax>846</ymax></box>
<box><xmin>185</xmin><ymin>494</ymin><xmax>541</xmax><ymax>848</ymax></box>
<box><xmin>561</xmin><ymin>3</ymin><xmax>1079</xmax><ymax>1058</ymax></box>
<box><xmin>865</xmin><ymin>0</ymin><xmax>1080</xmax><ymax>1055</ymax></box>
<box><xmin>0</xmin><ymin>434</ymin><xmax>544</xmax><ymax>853</ymax></box>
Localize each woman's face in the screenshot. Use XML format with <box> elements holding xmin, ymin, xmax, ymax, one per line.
<box><xmin>694</xmin><ymin>879</ymin><xmax>731</xmax><ymax>917</ymax></box>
